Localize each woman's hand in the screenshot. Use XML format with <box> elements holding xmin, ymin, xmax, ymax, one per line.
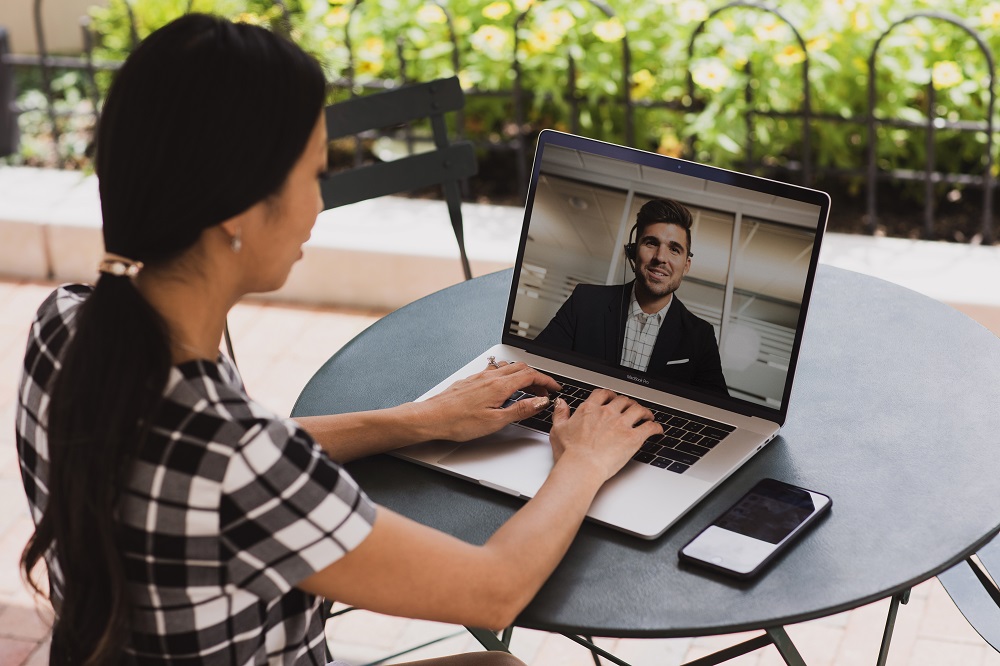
<box><xmin>549</xmin><ymin>389</ymin><xmax>663</xmax><ymax>482</ymax></box>
<box><xmin>416</xmin><ymin>361</ymin><xmax>562</xmax><ymax>442</ymax></box>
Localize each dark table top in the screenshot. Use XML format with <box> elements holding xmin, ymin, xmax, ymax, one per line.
<box><xmin>292</xmin><ymin>265</ymin><xmax>1000</xmax><ymax>638</ymax></box>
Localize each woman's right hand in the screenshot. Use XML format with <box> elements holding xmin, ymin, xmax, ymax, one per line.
<box><xmin>549</xmin><ymin>389</ymin><xmax>663</xmax><ymax>482</ymax></box>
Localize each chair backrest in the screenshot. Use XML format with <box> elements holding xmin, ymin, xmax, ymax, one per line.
<box><xmin>938</xmin><ymin>532</ymin><xmax>1000</xmax><ymax>652</ymax></box>
<box><xmin>321</xmin><ymin>76</ymin><xmax>477</xmax><ymax>279</ymax></box>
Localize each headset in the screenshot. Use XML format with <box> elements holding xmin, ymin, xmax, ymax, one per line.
<box><xmin>623</xmin><ymin>223</ymin><xmax>639</xmax><ymax>272</ymax></box>
<box><xmin>623</xmin><ymin>222</ymin><xmax>693</xmax><ymax>273</ymax></box>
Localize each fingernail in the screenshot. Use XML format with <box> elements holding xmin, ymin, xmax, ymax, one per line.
<box><xmin>534</xmin><ymin>396</ymin><xmax>551</xmax><ymax>409</ymax></box>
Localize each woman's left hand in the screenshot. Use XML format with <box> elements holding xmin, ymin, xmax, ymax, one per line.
<box><xmin>416</xmin><ymin>360</ymin><xmax>561</xmax><ymax>442</ymax></box>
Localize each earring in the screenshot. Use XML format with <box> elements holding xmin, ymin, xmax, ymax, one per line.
<box><xmin>231</xmin><ymin>229</ymin><xmax>242</xmax><ymax>254</ymax></box>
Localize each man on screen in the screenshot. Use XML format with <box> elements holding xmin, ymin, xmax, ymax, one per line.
<box><xmin>534</xmin><ymin>198</ymin><xmax>729</xmax><ymax>396</ymax></box>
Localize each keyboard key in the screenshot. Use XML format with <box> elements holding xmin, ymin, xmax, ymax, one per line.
<box><xmin>633</xmin><ymin>451</ymin><xmax>656</xmax><ymax>464</ymax></box>
<box><xmin>677</xmin><ymin>442</ymin><xmax>710</xmax><ymax>457</ymax></box>
<box><xmin>703</xmin><ymin>426</ymin><xmax>734</xmax><ymax>438</ymax></box>
<box><xmin>667</xmin><ymin>416</ymin><xmax>688</xmax><ymax>427</ymax></box>
<box><xmin>686</xmin><ymin>423</ymin><xmax>705</xmax><ymax>434</ymax></box>
<box><xmin>668</xmin><ymin>462</ymin><xmax>690</xmax><ymax>473</ymax></box>
<box><xmin>640</xmin><ymin>442</ymin><xmax>662</xmax><ymax>455</ymax></box>
<box><xmin>657</xmin><ymin>449</ymin><xmax>699</xmax><ymax>466</ymax></box>
<box><xmin>650</xmin><ymin>457</ymin><xmax>672</xmax><ymax>468</ymax></box>
<box><xmin>519</xmin><ymin>416</ymin><xmax>551</xmax><ymax>433</ymax></box>
<box><xmin>681</xmin><ymin>431</ymin><xmax>702</xmax><ymax>443</ymax></box>
<box><xmin>700</xmin><ymin>437</ymin><xmax>721</xmax><ymax>449</ymax></box>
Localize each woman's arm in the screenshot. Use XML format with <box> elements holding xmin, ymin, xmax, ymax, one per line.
<box><xmin>294</xmin><ymin>362</ymin><xmax>561</xmax><ymax>463</ymax></box>
<box><xmin>296</xmin><ymin>390</ymin><xmax>662</xmax><ymax>629</ymax></box>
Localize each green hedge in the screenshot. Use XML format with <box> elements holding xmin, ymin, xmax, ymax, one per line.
<box><xmin>70</xmin><ymin>0</ymin><xmax>1000</xmax><ymax>183</ymax></box>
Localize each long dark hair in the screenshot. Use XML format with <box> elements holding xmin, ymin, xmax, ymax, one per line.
<box><xmin>20</xmin><ymin>14</ymin><xmax>326</xmax><ymax>664</ymax></box>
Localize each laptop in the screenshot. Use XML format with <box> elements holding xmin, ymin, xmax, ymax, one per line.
<box><xmin>399</xmin><ymin>130</ymin><xmax>830</xmax><ymax>539</ymax></box>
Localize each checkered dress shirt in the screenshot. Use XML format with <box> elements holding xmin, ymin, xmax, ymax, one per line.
<box><xmin>619</xmin><ymin>286</ymin><xmax>672</xmax><ymax>372</ymax></box>
<box><xmin>16</xmin><ymin>284</ymin><xmax>376</xmax><ymax>665</ymax></box>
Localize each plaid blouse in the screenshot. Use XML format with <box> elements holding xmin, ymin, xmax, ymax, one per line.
<box><xmin>16</xmin><ymin>284</ymin><xmax>376</xmax><ymax>665</ymax></box>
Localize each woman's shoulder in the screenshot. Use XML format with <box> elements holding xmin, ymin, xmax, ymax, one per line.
<box><xmin>159</xmin><ymin>356</ymin><xmax>306</xmax><ymax>451</ymax></box>
<box><xmin>32</xmin><ymin>283</ymin><xmax>93</xmax><ymax>328</ymax></box>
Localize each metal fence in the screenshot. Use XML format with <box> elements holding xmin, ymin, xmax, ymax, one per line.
<box><xmin>1</xmin><ymin>0</ymin><xmax>997</xmax><ymax>242</ymax></box>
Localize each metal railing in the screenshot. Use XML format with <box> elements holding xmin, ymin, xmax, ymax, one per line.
<box><xmin>1</xmin><ymin>0</ymin><xmax>997</xmax><ymax>242</ymax></box>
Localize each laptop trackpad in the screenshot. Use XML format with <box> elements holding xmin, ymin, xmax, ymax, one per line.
<box><xmin>438</xmin><ymin>426</ymin><xmax>552</xmax><ymax>497</ymax></box>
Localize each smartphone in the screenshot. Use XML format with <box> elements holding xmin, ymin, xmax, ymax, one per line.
<box><xmin>679</xmin><ymin>478</ymin><xmax>832</xmax><ymax>580</ymax></box>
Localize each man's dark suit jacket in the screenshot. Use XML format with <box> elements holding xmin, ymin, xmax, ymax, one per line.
<box><xmin>533</xmin><ymin>282</ymin><xmax>729</xmax><ymax>396</ymax></box>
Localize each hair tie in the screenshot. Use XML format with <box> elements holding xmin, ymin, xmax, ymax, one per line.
<box><xmin>98</xmin><ymin>253</ymin><xmax>144</xmax><ymax>278</ymax></box>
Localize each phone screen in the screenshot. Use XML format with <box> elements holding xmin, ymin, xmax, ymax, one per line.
<box><xmin>680</xmin><ymin>478</ymin><xmax>831</xmax><ymax>578</ymax></box>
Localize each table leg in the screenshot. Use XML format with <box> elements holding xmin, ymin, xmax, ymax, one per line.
<box><xmin>465</xmin><ymin>626</ymin><xmax>512</xmax><ymax>652</ymax></box>
<box><xmin>561</xmin><ymin>634</ymin><xmax>633</xmax><ymax>666</ymax></box>
<box><xmin>582</xmin><ymin>635</ymin><xmax>603</xmax><ymax>666</ymax></box>
<box><xmin>767</xmin><ymin>627</ymin><xmax>808</xmax><ymax>666</ymax></box>
<box><xmin>876</xmin><ymin>588</ymin><xmax>911</xmax><ymax>666</ymax></box>
<box><xmin>681</xmin><ymin>634</ymin><xmax>775</xmax><ymax>666</ymax></box>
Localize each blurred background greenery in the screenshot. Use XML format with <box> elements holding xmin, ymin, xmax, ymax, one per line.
<box><xmin>5</xmin><ymin>0</ymin><xmax>1000</xmax><ymax>238</ymax></box>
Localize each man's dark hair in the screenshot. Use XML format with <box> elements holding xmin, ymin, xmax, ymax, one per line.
<box><xmin>635</xmin><ymin>198</ymin><xmax>693</xmax><ymax>256</ymax></box>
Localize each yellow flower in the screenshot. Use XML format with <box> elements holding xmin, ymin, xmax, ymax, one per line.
<box><xmin>323</xmin><ymin>6</ymin><xmax>349</xmax><ymax>27</ymax></box>
<box><xmin>234</xmin><ymin>12</ymin><xmax>265</xmax><ymax>26</ymax></box>
<box><xmin>470</xmin><ymin>25</ymin><xmax>509</xmax><ymax>58</ymax></box>
<box><xmin>356</xmin><ymin>59</ymin><xmax>383</xmax><ymax>76</ymax></box>
<box><xmin>360</xmin><ymin>37</ymin><xmax>384</xmax><ymax>58</ymax></box>
<box><xmin>753</xmin><ymin>21</ymin><xmax>785</xmax><ymax>42</ymax></box>
<box><xmin>416</xmin><ymin>3</ymin><xmax>447</xmax><ymax>24</ymax></box>
<box><xmin>630</xmin><ymin>68</ymin><xmax>655</xmax><ymax>99</ymax></box>
<box><xmin>677</xmin><ymin>1</ymin><xmax>709</xmax><ymax>23</ymax></box>
<box><xmin>982</xmin><ymin>3</ymin><xmax>1000</xmax><ymax>27</ymax></box>
<box><xmin>482</xmin><ymin>1</ymin><xmax>511</xmax><ymax>21</ymax></box>
<box><xmin>932</xmin><ymin>61</ymin><xmax>963</xmax><ymax>89</ymax></box>
<box><xmin>657</xmin><ymin>131</ymin><xmax>683</xmax><ymax>158</ymax></box>
<box><xmin>691</xmin><ymin>60</ymin><xmax>731</xmax><ymax>92</ymax></box>
<box><xmin>513</xmin><ymin>0</ymin><xmax>534</xmax><ymax>12</ymax></box>
<box><xmin>527</xmin><ymin>28</ymin><xmax>560</xmax><ymax>52</ymax></box>
<box><xmin>593</xmin><ymin>18</ymin><xmax>626</xmax><ymax>42</ymax></box>
<box><xmin>458</xmin><ymin>70</ymin><xmax>476</xmax><ymax>90</ymax></box>
<box><xmin>807</xmin><ymin>36</ymin><xmax>830</xmax><ymax>52</ymax></box>
<box><xmin>542</xmin><ymin>9</ymin><xmax>575</xmax><ymax>34</ymax></box>
<box><xmin>825</xmin><ymin>0</ymin><xmax>855</xmax><ymax>10</ymax></box>
<box><xmin>851</xmin><ymin>9</ymin><xmax>870</xmax><ymax>31</ymax></box>
<box><xmin>774</xmin><ymin>45</ymin><xmax>805</xmax><ymax>66</ymax></box>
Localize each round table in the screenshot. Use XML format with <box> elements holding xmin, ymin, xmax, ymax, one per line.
<box><xmin>292</xmin><ymin>265</ymin><xmax>1000</xmax><ymax>656</ymax></box>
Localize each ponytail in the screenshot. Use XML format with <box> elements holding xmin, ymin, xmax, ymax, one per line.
<box><xmin>23</xmin><ymin>274</ymin><xmax>172</xmax><ymax>664</ymax></box>
<box><xmin>19</xmin><ymin>13</ymin><xmax>326</xmax><ymax>662</ymax></box>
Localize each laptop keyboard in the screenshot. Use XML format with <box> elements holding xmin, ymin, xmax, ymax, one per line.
<box><xmin>503</xmin><ymin>369</ymin><xmax>736</xmax><ymax>475</ymax></box>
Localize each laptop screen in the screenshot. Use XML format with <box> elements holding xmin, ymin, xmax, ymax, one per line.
<box><xmin>502</xmin><ymin>130</ymin><xmax>830</xmax><ymax>423</ymax></box>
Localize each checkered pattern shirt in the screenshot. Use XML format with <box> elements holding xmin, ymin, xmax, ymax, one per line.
<box><xmin>620</xmin><ymin>286</ymin><xmax>672</xmax><ymax>372</ymax></box>
<box><xmin>16</xmin><ymin>284</ymin><xmax>376</xmax><ymax>665</ymax></box>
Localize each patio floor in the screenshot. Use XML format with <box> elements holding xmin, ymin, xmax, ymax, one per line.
<box><xmin>0</xmin><ymin>275</ymin><xmax>999</xmax><ymax>665</ymax></box>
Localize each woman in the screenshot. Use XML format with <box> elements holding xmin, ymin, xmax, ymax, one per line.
<box><xmin>16</xmin><ymin>14</ymin><xmax>661</xmax><ymax>665</ymax></box>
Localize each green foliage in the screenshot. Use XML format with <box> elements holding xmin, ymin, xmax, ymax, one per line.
<box><xmin>16</xmin><ymin>0</ymin><xmax>1000</xmax><ymax>181</ymax></box>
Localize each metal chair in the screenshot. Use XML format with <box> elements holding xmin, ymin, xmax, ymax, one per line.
<box><xmin>321</xmin><ymin>75</ymin><xmax>478</xmax><ymax>280</ymax></box>
<box><xmin>938</xmin><ymin>531</ymin><xmax>1000</xmax><ymax>651</ymax></box>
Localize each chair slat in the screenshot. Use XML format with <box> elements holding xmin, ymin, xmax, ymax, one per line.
<box><xmin>325</xmin><ymin>77</ymin><xmax>464</xmax><ymax>139</ymax></box>
<box><xmin>321</xmin><ymin>142</ymin><xmax>476</xmax><ymax>209</ymax></box>
<box><xmin>938</xmin><ymin>557</ymin><xmax>1000</xmax><ymax>651</ymax></box>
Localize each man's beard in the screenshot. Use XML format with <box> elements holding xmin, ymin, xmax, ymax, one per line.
<box><xmin>636</xmin><ymin>263</ymin><xmax>681</xmax><ymax>299</ymax></box>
